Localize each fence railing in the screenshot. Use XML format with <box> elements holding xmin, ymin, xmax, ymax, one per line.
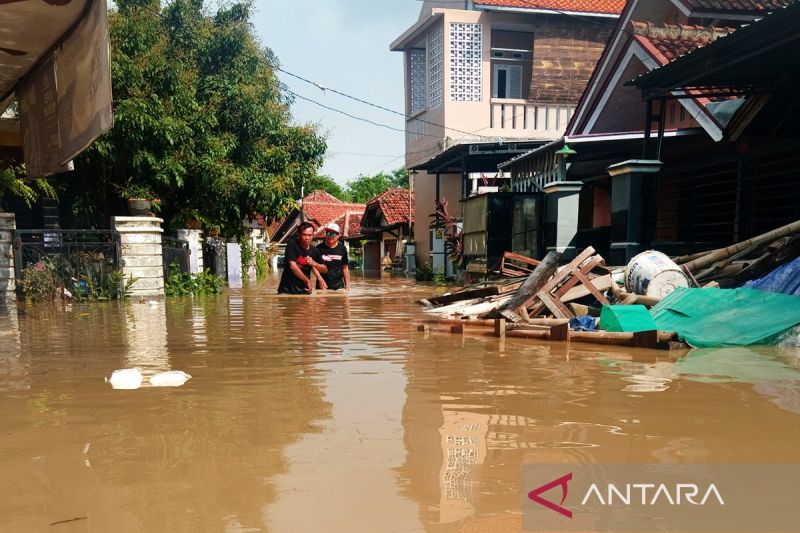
<box><xmin>13</xmin><ymin>229</ymin><xmax>120</xmax><ymax>281</ymax></box>
<box><xmin>162</xmin><ymin>236</ymin><xmax>190</xmax><ymax>278</ymax></box>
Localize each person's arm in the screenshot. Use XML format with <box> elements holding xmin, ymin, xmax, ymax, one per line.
<box><xmin>342</xmin><ymin>264</ymin><xmax>350</xmax><ymax>290</ymax></box>
<box><xmin>306</xmin><ymin>255</ymin><xmax>328</xmax><ymax>273</ymax></box>
<box><xmin>288</xmin><ymin>260</ymin><xmax>314</xmax><ymax>292</ymax></box>
<box><xmin>313</xmin><ymin>267</ymin><xmax>328</xmax><ymax>290</ymax></box>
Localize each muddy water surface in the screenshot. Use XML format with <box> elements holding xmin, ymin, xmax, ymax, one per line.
<box><xmin>1</xmin><ymin>276</ymin><xmax>800</xmax><ymax>532</ymax></box>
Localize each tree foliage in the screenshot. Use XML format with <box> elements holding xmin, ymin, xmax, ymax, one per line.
<box><xmin>57</xmin><ymin>0</ymin><xmax>326</xmax><ymax>236</ymax></box>
<box><xmin>343</xmin><ymin>167</ymin><xmax>408</xmax><ymax>203</ymax></box>
<box><xmin>302</xmin><ymin>175</ymin><xmax>348</xmax><ymax>201</ymax></box>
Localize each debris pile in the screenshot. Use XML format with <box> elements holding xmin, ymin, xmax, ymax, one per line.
<box><xmin>416</xmin><ymin>219</ymin><xmax>800</xmax><ymax>350</ymax></box>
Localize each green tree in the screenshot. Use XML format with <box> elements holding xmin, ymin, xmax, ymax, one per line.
<box><xmin>345</xmin><ymin>172</ymin><xmax>392</xmax><ymax>203</ymax></box>
<box><xmin>58</xmin><ymin>0</ymin><xmax>326</xmax><ymax>236</ymax></box>
<box><xmin>390</xmin><ymin>167</ymin><xmax>409</xmax><ymax>189</ymax></box>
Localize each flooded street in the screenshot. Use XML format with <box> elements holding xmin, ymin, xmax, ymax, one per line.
<box><xmin>1</xmin><ymin>276</ymin><xmax>800</xmax><ymax>532</ymax></box>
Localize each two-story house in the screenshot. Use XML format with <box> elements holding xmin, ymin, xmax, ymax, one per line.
<box><xmin>391</xmin><ymin>0</ymin><xmax>624</xmax><ymax>269</ymax></box>
<box><xmin>501</xmin><ymin>0</ymin><xmax>798</xmax><ymax>265</ymax></box>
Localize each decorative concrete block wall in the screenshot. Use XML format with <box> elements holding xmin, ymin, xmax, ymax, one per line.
<box><xmin>177</xmin><ymin>229</ymin><xmax>204</xmax><ymax>274</ymax></box>
<box><xmin>0</xmin><ymin>213</ymin><xmax>15</xmax><ymax>301</ymax></box>
<box><xmin>113</xmin><ymin>216</ymin><xmax>165</xmax><ymax>298</ymax></box>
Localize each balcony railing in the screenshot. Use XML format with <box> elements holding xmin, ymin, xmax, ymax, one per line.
<box><xmin>489</xmin><ymin>99</ymin><xmax>575</xmax><ymax>136</ymax></box>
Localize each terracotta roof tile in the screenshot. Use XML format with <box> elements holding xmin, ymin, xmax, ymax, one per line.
<box><xmin>473</xmin><ymin>0</ymin><xmax>625</xmax><ymax>15</ymax></box>
<box><xmin>678</xmin><ymin>0</ymin><xmax>793</xmax><ymax>13</ymax></box>
<box><xmin>312</xmin><ymin>211</ymin><xmax>365</xmax><ymax>239</ymax></box>
<box><xmin>631</xmin><ymin>21</ymin><xmax>734</xmax><ymax>65</ymax></box>
<box><xmin>299</xmin><ymin>190</ymin><xmax>365</xmax><ymax>237</ymax></box>
<box><xmin>364</xmin><ymin>188</ymin><xmax>415</xmax><ymax>227</ymax></box>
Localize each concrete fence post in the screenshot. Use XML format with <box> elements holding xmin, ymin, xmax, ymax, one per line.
<box><xmin>177</xmin><ymin>229</ymin><xmax>204</xmax><ymax>274</ymax></box>
<box><xmin>0</xmin><ymin>213</ymin><xmax>16</xmax><ymax>301</ymax></box>
<box><xmin>113</xmin><ymin>216</ymin><xmax>165</xmax><ymax>298</ymax></box>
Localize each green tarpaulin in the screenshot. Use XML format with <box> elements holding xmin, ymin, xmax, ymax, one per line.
<box><xmin>600</xmin><ymin>304</ymin><xmax>658</xmax><ymax>332</ymax></box>
<box><xmin>650</xmin><ymin>287</ymin><xmax>800</xmax><ymax>348</ymax></box>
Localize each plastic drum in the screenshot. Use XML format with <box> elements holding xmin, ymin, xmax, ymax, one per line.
<box><xmin>624</xmin><ymin>250</ymin><xmax>689</xmax><ymax>298</ymax></box>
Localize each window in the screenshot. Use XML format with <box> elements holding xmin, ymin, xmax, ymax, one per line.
<box><xmin>409</xmin><ymin>48</ymin><xmax>427</xmax><ymax>114</ymax></box>
<box><xmin>449</xmin><ymin>22</ymin><xmax>482</xmax><ymax>102</ymax></box>
<box><xmin>492</xmin><ymin>64</ymin><xmax>522</xmax><ymax>99</ymax></box>
<box><xmin>429</xmin><ymin>25</ymin><xmax>444</xmax><ymax>109</ymax></box>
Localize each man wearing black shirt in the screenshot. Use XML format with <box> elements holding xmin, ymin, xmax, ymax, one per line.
<box><xmin>316</xmin><ymin>222</ymin><xmax>350</xmax><ymax>291</ymax></box>
<box><xmin>277</xmin><ymin>222</ymin><xmax>327</xmax><ymax>294</ymax></box>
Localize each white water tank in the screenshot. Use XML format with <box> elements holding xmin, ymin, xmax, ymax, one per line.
<box><xmin>624</xmin><ymin>250</ymin><xmax>689</xmax><ymax>298</ymax></box>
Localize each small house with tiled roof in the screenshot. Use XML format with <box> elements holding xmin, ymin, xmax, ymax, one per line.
<box><xmin>357</xmin><ymin>189</ymin><xmax>415</xmax><ymax>271</ymax></box>
<box><xmin>268</xmin><ymin>190</ymin><xmax>365</xmax><ymax>249</ymax></box>
<box><xmin>500</xmin><ymin>0</ymin><xmax>799</xmax><ymax>264</ymax></box>
<box><xmin>391</xmin><ymin>0</ymin><xmax>624</xmax><ymax>267</ymax></box>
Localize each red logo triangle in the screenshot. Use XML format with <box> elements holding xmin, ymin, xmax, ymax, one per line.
<box><xmin>528</xmin><ymin>472</ymin><xmax>573</xmax><ymax>518</ymax></box>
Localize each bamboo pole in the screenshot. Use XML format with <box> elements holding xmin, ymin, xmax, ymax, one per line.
<box><xmin>682</xmin><ymin>219</ymin><xmax>800</xmax><ymax>273</ymax></box>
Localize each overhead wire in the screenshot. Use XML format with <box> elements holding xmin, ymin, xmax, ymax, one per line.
<box><xmin>277</xmin><ymin>0</ymin><xmax>635</xmax><ymax>172</ymax></box>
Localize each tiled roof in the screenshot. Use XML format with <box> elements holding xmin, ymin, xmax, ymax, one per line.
<box><xmin>473</xmin><ymin>0</ymin><xmax>625</xmax><ymax>15</ymax></box>
<box><xmin>631</xmin><ymin>22</ymin><xmax>734</xmax><ymax>65</ymax></box>
<box><xmin>312</xmin><ymin>211</ymin><xmax>364</xmax><ymax>240</ymax></box>
<box><xmin>300</xmin><ymin>190</ymin><xmax>365</xmax><ymax>235</ymax></box>
<box><xmin>676</xmin><ymin>0</ymin><xmax>793</xmax><ymax>13</ymax></box>
<box><xmin>365</xmin><ymin>188</ymin><xmax>415</xmax><ymax>226</ymax></box>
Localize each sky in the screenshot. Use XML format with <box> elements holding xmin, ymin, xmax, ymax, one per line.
<box><xmin>256</xmin><ymin>0</ymin><xmax>423</xmax><ymax>186</ymax></box>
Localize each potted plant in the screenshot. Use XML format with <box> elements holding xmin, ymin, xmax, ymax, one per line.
<box><xmin>119</xmin><ymin>183</ymin><xmax>157</xmax><ymax>216</ymax></box>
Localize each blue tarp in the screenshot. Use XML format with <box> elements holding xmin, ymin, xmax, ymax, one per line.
<box><xmin>650</xmin><ymin>287</ymin><xmax>800</xmax><ymax>347</ymax></box>
<box><xmin>743</xmin><ymin>257</ymin><xmax>800</xmax><ymax>296</ymax></box>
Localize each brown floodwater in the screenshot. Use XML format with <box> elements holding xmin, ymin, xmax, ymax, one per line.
<box><xmin>1</xmin><ymin>275</ymin><xmax>799</xmax><ymax>532</ymax></box>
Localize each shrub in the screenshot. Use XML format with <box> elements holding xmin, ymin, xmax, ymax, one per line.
<box><xmin>18</xmin><ymin>261</ymin><xmax>61</xmax><ymax>302</ymax></box>
<box><xmin>415</xmin><ymin>260</ymin><xmax>434</xmax><ymax>282</ymax></box>
<box><xmin>164</xmin><ymin>262</ymin><xmax>224</xmax><ymax>296</ymax></box>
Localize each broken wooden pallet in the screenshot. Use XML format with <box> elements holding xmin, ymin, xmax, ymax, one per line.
<box><xmin>525</xmin><ymin>247</ymin><xmax>611</xmax><ymax>320</ymax></box>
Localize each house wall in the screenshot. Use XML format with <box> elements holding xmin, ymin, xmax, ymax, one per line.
<box><xmin>403</xmin><ymin>8</ymin><xmax>612</xmax><ymax>169</ymax></box>
<box><xmin>528</xmin><ymin>14</ymin><xmax>612</xmax><ymax>104</ymax></box>
<box><xmin>413</xmin><ymin>172</ymin><xmax>461</xmax><ymax>266</ymax></box>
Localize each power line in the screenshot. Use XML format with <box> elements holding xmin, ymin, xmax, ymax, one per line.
<box><xmin>275</xmin><ymin>65</ymin><xmax>486</xmax><ymax>139</ymax></box>
<box><xmin>283</xmin><ymin>87</ymin><xmax>441</xmax><ymax>139</ymax></box>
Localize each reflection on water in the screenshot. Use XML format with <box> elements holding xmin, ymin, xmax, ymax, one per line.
<box><xmin>0</xmin><ymin>276</ymin><xmax>799</xmax><ymax>531</ymax></box>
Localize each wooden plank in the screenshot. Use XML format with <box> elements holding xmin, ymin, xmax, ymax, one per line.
<box><xmin>559</xmin><ymin>274</ymin><xmax>612</xmax><ymax>303</ymax></box>
<box><xmin>528</xmin><ymin>255</ymin><xmax>604</xmax><ymax>315</ymax></box>
<box><xmin>503</xmin><ymin>251</ymin><xmax>541</xmax><ymax>267</ymax></box>
<box><xmin>493</xmin><ymin>251</ymin><xmax>561</xmax><ymax>320</ymax></box>
<box><xmin>526</xmin><ymin>248</ymin><xmax>597</xmax><ymax>315</ymax></box>
<box><xmin>494</xmin><ymin>319</ymin><xmax>506</xmax><ymax>338</ymax></box>
<box><xmin>424</xmin><ymin>286</ymin><xmax>500</xmax><ymax>307</ymax></box>
<box><xmin>538</xmin><ymin>292</ymin><xmax>574</xmax><ymax>319</ymax></box>
<box><xmin>549</xmin><ymin>322</ymin><xmax>570</xmax><ymax>342</ymax></box>
<box><xmin>573</xmin><ymin>270</ymin><xmax>610</xmax><ymax>304</ymax></box>
<box><xmin>633</xmin><ymin>330</ymin><xmax>659</xmax><ymax>349</ymax></box>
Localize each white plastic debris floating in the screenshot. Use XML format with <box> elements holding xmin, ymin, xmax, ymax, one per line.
<box><xmin>149</xmin><ymin>370</ymin><xmax>192</xmax><ymax>387</ymax></box>
<box><xmin>106</xmin><ymin>368</ymin><xmax>143</xmax><ymax>390</ymax></box>
<box><xmin>624</xmin><ymin>250</ymin><xmax>689</xmax><ymax>298</ymax></box>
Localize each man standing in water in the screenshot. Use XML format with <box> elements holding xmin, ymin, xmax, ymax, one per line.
<box><xmin>316</xmin><ymin>222</ymin><xmax>350</xmax><ymax>291</ymax></box>
<box><xmin>277</xmin><ymin>222</ymin><xmax>327</xmax><ymax>294</ymax></box>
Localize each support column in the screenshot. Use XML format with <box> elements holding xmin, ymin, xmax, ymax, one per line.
<box><xmin>226</xmin><ymin>241</ymin><xmax>242</xmax><ymax>288</ymax></box>
<box><xmin>0</xmin><ymin>213</ymin><xmax>15</xmax><ymax>301</ymax></box>
<box><xmin>606</xmin><ymin>159</ymin><xmax>663</xmax><ymax>265</ymax></box>
<box><xmin>177</xmin><ymin>229</ymin><xmax>204</xmax><ymax>274</ymax></box>
<box><xmin>543</xmin><ymin>181</ymin><xmax>583</xmax><ymax>259</ymax></box>
<box><xmin>113</xmin><ymin>216</ymin><xmax>165</xmax><ymax>298</ymax></box>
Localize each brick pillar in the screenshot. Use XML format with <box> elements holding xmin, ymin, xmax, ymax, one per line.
<box><xmin>543</xmin><ymin>181</ymin><xmax>583</xmax><ymax>260</ymax></box>
<box><xmin>177</xmin><ymin>229</ymin><xmax>204</xmax><ymax>274</ymax></box>
<box><xmin>0</xmin><ymin>213</ymin><xmax>16</xmax><ymax>301</ymax></box>
<box><xmin>606</xmin><ymin>160</ymin><xmax>663</xmax><ymax>265</ymax></box>
<box><xmin>113</xmin><ymin>216</ymin><xmax>165</xmax><ymax>298</ymax></box>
